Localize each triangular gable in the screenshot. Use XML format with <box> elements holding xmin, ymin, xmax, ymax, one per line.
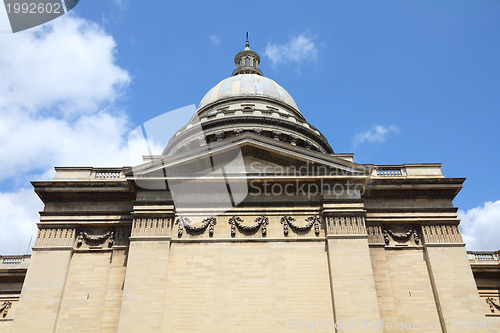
<box><xmin>127</xmin><ymin>133</ymin><xmax>370</xmax><ymax>179</ymax></box>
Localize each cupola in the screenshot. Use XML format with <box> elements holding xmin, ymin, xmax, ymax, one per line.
<box><xmin>232</xmin><ymin>32</ymin><xmax>262</xmax><ymax>76</ymax></box>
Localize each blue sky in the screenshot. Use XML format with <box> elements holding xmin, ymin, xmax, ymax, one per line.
<box><xmin>0</xmin><ymin>0</ymin><xmax>499</xmax><ymax>253</ymax></box>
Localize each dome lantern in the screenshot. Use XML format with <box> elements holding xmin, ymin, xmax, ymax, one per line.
<box><xmin>232</xmin><ymin>32</ymin><xmax>263</xmax><ymax>76</ymax></box>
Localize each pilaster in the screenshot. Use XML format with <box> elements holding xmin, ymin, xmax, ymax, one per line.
<box><xmin>323</xmin><ymin>202</ymin><xmax>383</xmax><ymax>332</ymax></box>
<box><xmin>10</xmin><ymin>228</ymin><xmax>74</xmax><ymax>333</ymax></box>
<box><xmin>117</xmin><ymin>204</ymin><xmax>174</xmax><ymax>333</ymax></box>
<box><xmin>422</xmin><ymin>223</ymin><xmax>486</xmax><ymax>333</ymax></box>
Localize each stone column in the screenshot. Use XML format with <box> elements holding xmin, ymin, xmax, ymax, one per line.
<box><xmin>117</xmin><ymin>205</ymin><xmax>174</xmax><ymax>333</ymax></box>
<box><xmin>323</xmin><ymin>202</ymin><xmax>383</xmax><ymax>333</ymax></box>
<box><xmin>11</xmin><ymin>228</ymin><xmax>75</xmax><ymax>332</ymax></box>
<box><xmin>422</xmin><ymin>223</ymin><xmax>486</xmax><ymax>333</ymax></box>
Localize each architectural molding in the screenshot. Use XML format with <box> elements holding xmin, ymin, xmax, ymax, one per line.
<box><xmin>131</xmin><ymin>218</ymin><xmax>172</xmax><ymax>238</ymax></box>
<box><xmin>367</xmin><ymin>225</ymin><xmax>385</xmax><ymax>244</ymax></box>
<box><xmin>36</xmin><ymin>192</ymin><xmax>135</xmax><ymax>203</ymax></box>
<box><xmin>421</xmin><ymin>224</ymin><xmax>463</xmax><ymax>244</ymax></box>
<box><xmin>324</xmin><ymin>215</ymin><xmax>366</xmax><ymax>235</ymax></box>
<box><xmin>34</xmin><ymin>228</ymin><xmax>75</xmax><ymax>248</ymax></box>
<box><xmin>363</xmin><ymin>189</ymin><xmax>460</xmax><ymax>200</ymax></box>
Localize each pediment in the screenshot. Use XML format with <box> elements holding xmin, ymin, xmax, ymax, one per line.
<box><xmin>128</xmin><ymin>133</ymin><xmax>370</xmax><ymax>179</ymax></box>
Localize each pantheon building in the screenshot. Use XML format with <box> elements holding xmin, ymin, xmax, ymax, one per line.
<box><xmin>1</xmin><ymin>39</ymin><xmax>499</xmax><ymax>332</ymax></box>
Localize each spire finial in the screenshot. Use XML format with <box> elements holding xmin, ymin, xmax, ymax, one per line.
<box><xmin>233</xmin><ymin>33</ymin><xmax>262</xmax><ymax>76</ymax></box>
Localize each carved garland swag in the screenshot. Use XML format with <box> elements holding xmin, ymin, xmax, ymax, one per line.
<box><xmin>0</xmin><ymin>301</ymin><xmax>11</xmax><ymax>317</ymax></box>
<box><xmin>175</xmin><ymin>217</ymin><xmax>217</xmax><ymax>237</ymax></box>
<box><xmin>173</xmin><ymin>215</ymin><xmax>321</xmax><ymax>237</ymax></box>
<box><xmin>76</xmin><ymin>230</ymin><xmax>114</xmax><ymax>248</ymax></box>
<box><xmin>486</xmin><ymin>297</ymin><xmax>500</xmax><ymax>313</ymax></box>
<box><xmin>281</xmin><ymin>215</ymin><xmax>321</xmax><ymax>236</ymax></box>
<box><xmin>382</xmin><ymin>227</ymin><xmax>419</xmax><ymax>245</ymax></box>
<box><xmin>228</xmin><ymin>215</ymin><xmax>269</xmax><ymax>236</ymax></box>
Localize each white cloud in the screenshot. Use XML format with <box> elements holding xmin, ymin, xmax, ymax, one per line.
<box><xmin>459</xmin><ymin>200</ymin><xmax>500</xmax><ymax>251</ymax></box>
<box><xmin>0</xmin><ymin>14</ymin><xmax>133</xmax><ymax>254</ymax></box>
<box><xmin>0</xmin><ymin>14</ymin><xmax>130</xmax><ymax>115</ymax></box>
<box><xmin>209</xmin><ymin>35</ymin><xmax>220</xmax><ymax>46</ymax></box>
<box><xmin>0</xmin><ymin>0</ymin><xmax>11</xmax><ymax>32</ymax></box>
<box><xmin>0</xmin><ymin>14</ymin><xmax>133</xmax><ymax>180</ymax></box>
<box><xmin>265</xmin><ymin>34</ymin><xmax>318</xmax><ymax>67</ymax></box>
<box><xmin>353</xmin><ymin>124</ymin><xmax>399</xmax><ymax>148</ymax></box>
<box><xmin>0</xmin><ymin>110</ymin><xmax>134</xmax><ymax>182</ymax></box>
<box><xmin>0</xmin><ymin>188</ymin><xmax>42</xmax><ymax>254</ymax></box>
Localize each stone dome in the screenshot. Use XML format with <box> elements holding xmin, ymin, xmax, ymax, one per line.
<box><xmin>163</xmin><ymin>35</ymin><xmax>333</xmax><ymax>156</ymax></box>
<box><xmin>198</xmin><ymin>74</ymin><xmax>299</xmax><ymax>112</ymax></box>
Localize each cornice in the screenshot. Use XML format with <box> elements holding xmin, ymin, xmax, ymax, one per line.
<box><xmin>367</xmin><ymin>178</ymin><xmax>465</xmax><ymax>186</ymax></box>
<box><xmin>366</xmin><ymin>208</ymin><xmax>458</xmax><ymax>213</ymax></box>
<box><xmin>363</xmin><ymin>189</ymin><xmax>460</xmax><ymax>200</ymax></box>
<box><xmin>36</xmin><ymin>191</ymin><xmax>136</xmax><ymax>203</ymax></box>
<box><xmin>166</xmin><ymin>115</ymin><xmax>333</xmax><ymax>155</ymax></box>
<box><xmin>196</xmin><ymin>95</ymin><xmax>304</xmax><ymax>120</ymax></box>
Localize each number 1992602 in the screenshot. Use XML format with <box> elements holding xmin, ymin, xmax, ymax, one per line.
<box><xmin>6</xmin><ymin>2</ymin><xmax>62</xmax><ymax>14</ymax></box>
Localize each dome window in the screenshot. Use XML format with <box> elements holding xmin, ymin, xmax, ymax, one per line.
<box><xmin>253</xmin><ymin>59</ymin><xmax>257</xmax><ymax>67</ymax></box>
<box><xmin>241</xmin><ymin>104</ymin><xmax>255</xmax><ymax>111</ymax></box>
<box><xmin>245</xmin><ymin>57</ymin><xmax>250</xmax><ymax>66</ymax></box>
